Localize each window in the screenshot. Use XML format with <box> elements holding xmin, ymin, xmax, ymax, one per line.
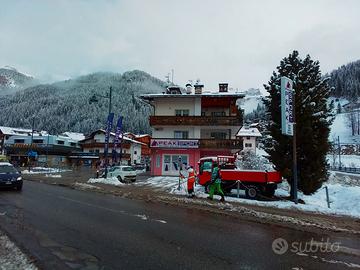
<box><xmin>70</xmin><ymin>142</ymin><xmax>76</xmax><ymax>147</ymax></box>
<box><xmin>245</xmin><ymin>143</ymin><xmax>252</xmax><ymax>148</ymax></box>
<box><xmin>134</xmin><ymin>150</ymin><xmax>137</xmax><ymax>155</ymax></box>
<box><xmin>175</xmin><ymin>109</ymin><xmax>189</xmax><ymax>116</ymax></box>
<box><xmin>210</xmin><ymin>132</ymin><xmax>227</xmax><ymax>139</ymax></box>
<box><xmin>95</xmin><ymin>149</ymin><xmax>100</xmax><ymax>154</ymax></box>
<box><xmin>14</xmin><ymin>139</ymin><xmax>25</xmax><ymax>143</ymax></box>
<box><xmin>211</xmin><ymin>111</ymin><xmax>226</xmax><ymax>117</ymax></box>
<box><xmin>57</xmin><ymin>140</ymin><xmax>65</xmax><ymax>145</ymax></box>
<box><xmin>156</xmin><ymin>155</ymin><xmax>161</xmax><ymax>168</ymax></box>
<box><xmin>246</xmin><ymin>137</ymin><xmax>250</xmax><ymax>140</ymax></box>
<box><xmin>33</xmin><ymin>139</ymin><xmax>43</xmax><ymax>144</ymax></box>
<box><xmin>174</xmin><ymin>131</ymin><xmax>189</xmax><ymax>139</ymax></box>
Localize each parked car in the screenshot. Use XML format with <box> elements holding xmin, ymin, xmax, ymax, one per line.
<box><xmin>107</xmin><ymin>166</ymin><xmax>137</xmax><ymax>183</ymax></box>
<box><xmin>0</xmin><ymin>162</ymin><xmax>23</xmax><ymax>191</ymax></box>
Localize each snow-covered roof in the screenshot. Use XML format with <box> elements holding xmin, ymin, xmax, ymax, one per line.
<box><xmin>61</xmin><ymin>132</ymin><xmax>85</xmax><ymax>141</ymax></box>
<box><xmin>0</xmin><ymin>126</ymin><xmax>48</xmax><ymax>136</ymax></box>
<box><xmin>140</xmin><ymin>91</ymin><xmax>245</xmax><ymax>100</ymax></box>
<box><xmin>236</xmin><ymin>127</ymin><xmax>262</xmax><ymax>137</ymax></box>
<box><xmin>82</xmin><ymin>129</ymin><xmax>146</xmax><ymax>146</ymax></box>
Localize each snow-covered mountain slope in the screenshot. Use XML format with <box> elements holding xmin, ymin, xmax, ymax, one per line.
<box><xmin>237</xmin><ymin>88</ymin><xmax>264</xmax><ymax>114</ymax></box>
<box><xmin>330</xmin><ymin>112</ymin><xmax>360</xmax><ymax>144</ymax></box>
<box><xmin>0</xmin><ymin>67</ymin><xmax>35</xmax><ymax>94</ymax></box>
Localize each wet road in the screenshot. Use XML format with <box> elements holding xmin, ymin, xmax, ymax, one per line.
<box><xmin>0</xmin><ymin>181</ymin><xmax>359</xmax><ymax>270</ymax></box>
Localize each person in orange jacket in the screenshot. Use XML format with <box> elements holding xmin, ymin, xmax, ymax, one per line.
<box><xmin>187</xmin><ymin>165</ymin><xmax>196</xmax><ymax>197</ymax></box>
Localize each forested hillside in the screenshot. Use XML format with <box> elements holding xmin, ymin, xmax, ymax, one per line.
<box><xmin>328</xmin><ymin>60</ymin><xmax>360</xmax><ymax>100</ymax></box>
<box><xmin>0</xmin><ymin>70</ymin><xmax>166</xmax><ymax>135</ymax></box>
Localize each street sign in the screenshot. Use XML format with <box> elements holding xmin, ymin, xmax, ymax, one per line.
<box><xmin>281</xmin><ymin>77</ymin><xmax>294</xmax><ymax>136</ymax></box>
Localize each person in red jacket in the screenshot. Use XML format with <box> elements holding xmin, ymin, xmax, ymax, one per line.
<box><xmin>187</xmin><ymin>165</ymin><xmax>196</xmax><ymax>197</ymax></box>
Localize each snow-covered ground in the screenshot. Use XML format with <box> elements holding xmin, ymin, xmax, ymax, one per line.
<box><xmin>330</xmin><ymin>112</ymin><xmax>360</xmax><ymax>144</ymax></box>
<box><xmin>327</xmin><ymin>154</ymin><xmax>360</xmax><ymax>168</ymax></box>
<box><xmin>137</xmin><ymin>175</ymin><xmax>360</xmax><ymax>218</ymax></box>
<box><xmin>88</xmin><ymin>177</ymin><xmax>124</xmax><ymax>186</ymax></box>
<box><xmin>22</xmin><ymin>167</ymin><xmax>71</xmax><ymax>174</ymax></box>
<box><xmin>0</xmin><ymin>230</ymin><xmax>38</xmax><ymax>270</ymax></box>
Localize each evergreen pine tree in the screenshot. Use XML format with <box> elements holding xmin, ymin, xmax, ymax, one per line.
<box><xmin>263</xmin><ymin>51</ymin><xmax>334</xmax><ymax>195</ymax></box>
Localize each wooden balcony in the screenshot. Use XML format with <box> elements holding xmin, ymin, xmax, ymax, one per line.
<box><xmin>150</xmin><ymin>116</ymin><xmax>243</xmax><ymax>126</ymax></box>
<box><xmin>199</xmin><ymin>139</ymin><xmax>243</xmax><ymax>149</ymax></box>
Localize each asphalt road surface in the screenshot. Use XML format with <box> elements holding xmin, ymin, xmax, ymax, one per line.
<box><xmin>0</xmin><ymin>181</ymin><xmax>359</xmax><ymax>270</ymax></box>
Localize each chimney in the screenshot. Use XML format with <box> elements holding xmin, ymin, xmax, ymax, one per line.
<box><xmin>194</xmin><ymin>84</ymin><xmax>204</xmax><ymax>95</ymax></box>
<box><xmin>219</xmin><ymin>83</ymin><xmax>228</xmax><ymax>92</ymax></box>
<box><xmin>185</xmin><ymin>83</ymin><xmax>192</xmax><ymax>94</ymax></box>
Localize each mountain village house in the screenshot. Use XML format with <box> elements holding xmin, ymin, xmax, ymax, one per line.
<box><xmin>140</xmin><ymin>83</ymin><xmax>245</xmax><ymax>176</ymax></box>
<box><xmin>79</xmin><ymin>129</ymin><xmax>145</xmax><ymax>166</ymax></box>
<box><xmin>236</xmin><ymin>126</ymin><xmax>262</xmax><ymax>153</ymax></box>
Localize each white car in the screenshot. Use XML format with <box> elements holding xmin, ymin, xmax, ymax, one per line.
<box><xmin>107</xmin><ymin>166</ymin><xmax>137</xmax><ymax>183</ymax></box>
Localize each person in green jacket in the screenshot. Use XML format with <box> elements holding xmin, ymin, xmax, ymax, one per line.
<box><xmin>207</xmin><ymin>162</ymin><xmax>225</xmax><ymax>202</ymax></box>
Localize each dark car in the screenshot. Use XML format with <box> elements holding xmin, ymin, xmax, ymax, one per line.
<box><xmin>0</xmin><ymin>162</ymin><xmax>23</xmax><ymax>191</ymax></box>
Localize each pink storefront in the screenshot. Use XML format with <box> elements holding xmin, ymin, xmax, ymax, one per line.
<box><xmin>149</xmin><ymin>139</ymin><xmax>199</xmax><ymax>176</ymax></box>
<box><xmin>149</xmin><ymin>138</ymin><xmax>234</xmax><ymax>176</ymax></box>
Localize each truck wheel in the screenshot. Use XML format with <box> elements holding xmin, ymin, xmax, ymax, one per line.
<box><xmin>245</xmin><ymin>185</ymin><xmax>259</xmax><ymax>199</ymax></box>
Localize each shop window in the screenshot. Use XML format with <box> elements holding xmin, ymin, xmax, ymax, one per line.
<box><xmin>33</xmin><ymin>139</ymin><xmax>43</xmax><ymax>144</ymax></box>
<box><xmin>156</xmin><ymin>155</ymin><xmax>161</xmax><ymax>168</ymax></box>
<box><xmin>57</xmin><ymin>140</ymin><xmax>65</xmax><ymax>145</ymax></box>
<box><xmin>14</xmin><ymin>139</ymin><xmax>25</xmax><ymax>143</ymax></box>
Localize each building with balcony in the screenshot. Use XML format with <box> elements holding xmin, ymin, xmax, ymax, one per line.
<box><xmin>0</xmin><ymin>126</ymin><xmax>85</xmax><ymax>167</ymax></box>
<box><xmin>79</xmin><ymin>129</ymin><xmax>145</xmax><ymax>166</ymax></box>
<box><xmin>140</xmin><ymin>83</ymin><xmax>245</xmax><ymax>176</ymax></box>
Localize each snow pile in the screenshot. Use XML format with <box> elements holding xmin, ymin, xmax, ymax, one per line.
<box><xmin>44</xmin><ymin>174</ymin><xmax>62</xmax><ymax>178</ymax></box>
<box><xmin>22</xmin><ymin>167</ymin><xmax>70</xmax><ymax>174</ymax></box>
<box><xmin>140</xmin><ymin>176</ymin><xmax>360</xmax><ymax>218</ymax></box>
<box><xmin>74</xmin><ymin>182</ymin><xmax>101</xmax><ymax>190</ymax></box>
<box><xmin>0</xmin><ymin>230</ymin><xmax>38</xmax><ymax>270</ymax></box>
<box><xmin>88</xmin><ymin>177</ymin><xmax>123</xmax><ymax>186</ymax></box>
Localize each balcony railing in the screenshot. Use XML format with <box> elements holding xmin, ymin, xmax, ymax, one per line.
<box><xmin>150</xmin><ymin>138</ymin><xmax>243</xmax><ymax>149</ymax></box>
<box><xmin>150</xmin><ymin>116</ymin><xmax>243</xmax><ymax>126</ymax></box>
<box><xmin>199</xmin><ymin>139</ymin><xmax>243</xmax><ymax>149</ymax></box>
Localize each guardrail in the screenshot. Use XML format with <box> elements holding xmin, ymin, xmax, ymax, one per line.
<box><xmin>329</xmin><ymin>166</ymin><xmax>360</xmax><ymax>174</ymax></box>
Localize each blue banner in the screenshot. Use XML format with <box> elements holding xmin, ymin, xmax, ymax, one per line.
<box><xmin>112</xmin><ymin>116</ymin><xmax>123</xmax><ymax>163</ymax></box>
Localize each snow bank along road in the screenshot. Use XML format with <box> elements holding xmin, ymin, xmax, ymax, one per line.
<box><xmin>0</xmin><ymin>181</ymin><xmax>359</xmax><ymax>270</ymax></box>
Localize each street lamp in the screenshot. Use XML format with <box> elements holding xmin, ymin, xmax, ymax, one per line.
<box><xmin>89</xmin><ymin>86</ymin><xmax>113</xmax><ymax>178</ymax></box>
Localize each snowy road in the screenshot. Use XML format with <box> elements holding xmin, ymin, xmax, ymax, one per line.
<box><xmin>0</xmin><ymin>180</ymin><xmax>359</xmax><ymax>270</ymax></box>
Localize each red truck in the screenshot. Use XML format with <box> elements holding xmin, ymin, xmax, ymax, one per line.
<box><xmin>197</xmin><ymin>156</ymin><xmax>282</xmax><ymax>199</ymax></box>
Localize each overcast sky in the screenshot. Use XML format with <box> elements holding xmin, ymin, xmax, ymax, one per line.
<box><xmin>1</xmin><ymin>0</ymin><xmax>359</xmax><ymax>91</ymax></box>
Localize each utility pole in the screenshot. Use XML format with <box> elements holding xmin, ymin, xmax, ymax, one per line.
<box><xmin>338</xmin><ymin>136</ymin><xmax>341</xmax><ymax>168</ymax></box>
<box><xmin>28</xmin><ymin>117</ymin><xmax>35</xmax><ymax>172</ymax></box>
<box><xmin>104</xmin><ymin>86</ymin><xmax>113</xmax><ymax>178</ymax></box>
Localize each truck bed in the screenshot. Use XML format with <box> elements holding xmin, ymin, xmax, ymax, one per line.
<box><xmin>219</xmin><ymin>169</ymin><xmax>282</xmax><ymax>184</ymax></box>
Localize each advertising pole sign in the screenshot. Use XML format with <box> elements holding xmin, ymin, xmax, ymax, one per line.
<box><xmin>281</xmin><ymin>77</ymin><xmax>294</xmax><ymax>136</ymax></box>
<box><xmin>280</xmin><ymin>76</ymin><xmax>298</xmax><ymax>204</ymax></box>
<box><xmin>112</xmin><ymin>116</ymin><xmax>123</xmax><ymax>163</ymax></box>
